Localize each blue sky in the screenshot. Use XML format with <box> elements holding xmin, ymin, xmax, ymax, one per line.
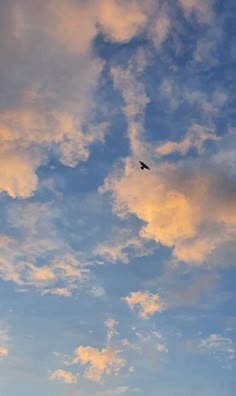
<box><xmin>0</xmin><ymin>0</ymin><xmax>236</xmax><ymax>395</ymax></box>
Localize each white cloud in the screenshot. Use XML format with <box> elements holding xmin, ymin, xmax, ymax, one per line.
<box><xmin>199</xmin><ymin>334</ymin><xmax>235</xmax><ymax>367</ymax></box>
<box><xmin>103</xmin><ymin>386</ymin><xmax>129</xmax><ymax>396</ymax></box>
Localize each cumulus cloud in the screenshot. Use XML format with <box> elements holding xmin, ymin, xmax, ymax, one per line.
<box><xmin>0</xmin><ymin>0</ymin><xmax>174</xmax><ymax>198</ymax></box>
<box><xmin>49</xmin><ymin>369</ymin><xmax>77</xmax><ymax>384</ymax></box>
<box><xmin>0</xmin><ymin>1</ymin><xmax>102</xmax><ymax>198</ymax></box>
<box><xmin>122</xmin><ymin>291</ymin><xmax>165</xmax><ymax>319</ymax></box>
<box><xmin>101</xmin><ymin>145</ymin><xmax>236</xmax><ymax>264</ymax></box>
<box><xmin>68</xmin><ymin>345</ymin><xmax>126</xmax><ymax>382</ymax></box>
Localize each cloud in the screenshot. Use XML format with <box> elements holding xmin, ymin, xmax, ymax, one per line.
<box><xmin>178</xmin><ymin>0</ymin><xmax>214</xmax><ymax>24</ymax></box>
<box><xmin>157</xmin><ymin>343</ymin><xmax>168</xmax><ymax>353</ymax></box>
<box><xmin>149</xmin><ymin>4</ymin><xmax>171</xmax><ymax>50</ymax></box>
<box><xmin>0</xmin><ymin>106</ymin><xmax>106</xmax><ymax>197</ymax></box>
<box><xmin>199</xmin><ymin>334</ymin><xmax>235</xmax><ymax>367</ymax></box>
<box><xmin>0</xmin><ymin>347</ymin><xmax>8</xmax><ymax>357</ymax></box>
<box><xmin>49</xmin><ymin>369</ymin><xmax>77</xmax><ymax>384</ymax></box>
<box><xmin>0</xmin><ymin>325</ymin><xmax>10</xmax><ymax>358</ymax></box>
<box><xmin>0</xmin><ymin>202</ymin><xmax>91</xmax><ymax>295</ymax></box>
<box><xmin>0</xmin><ymin>0</ymin><xmax>105</xmax><ymax>198</ymax></box>
<box><xmin>103</xmin><ymin>386</ymin><xmax>129</xmax><ymax>396</ymax></box>
<box><xmin>101</xmin><ymin>144</ymin><xmax>236</xmax><ymax>264</ymax></box>
<box><xmin>156</xmin><ymin>124</ymin><xmax>220</xmax><ymax>157</ymax></box>
<box><xmin>68</xmin><ymin>345</ymin><xmax>126</xmax><ymax>382</ymax></box>
<box><xmin>111</xmin><ymin>63</ymin><xmax>150</xmax><ymax>157</ymax></box>
<box><xmin>97</xmin><ymin>0</ymin><xmax>147</xmax><ymax>43</ymax></box>
<box><xmin>106</xmin><ymin>319</ymin><xmax>118</xmax><ymax>343</ymax></box>
<box><xmin>95</xmin><ymin>227</ymin><xmax>155</xmax><ymax>264</ymax></box>
<box><xmin>122</xmin><ymin>291</ymin><xmax>165</xmax><ymax>319</ymax></box>
<box><xmin>160</xmin><ymin>78</ymin><xmax>228</xmax><ymax>114</ymax></box>
<box><xmin>0</xmin><ymin>0</ymin><xmax>174</xmax><ymax>199</ymax></box>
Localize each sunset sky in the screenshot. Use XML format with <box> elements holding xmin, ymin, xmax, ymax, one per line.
<box><xmin>0</xmin><ymin>0</ymin><xmax>235</xmax><ymax>395</ymax></box>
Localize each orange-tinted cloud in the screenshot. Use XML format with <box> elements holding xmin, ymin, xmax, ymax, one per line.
<box><xmin>122</xmin><ymin>291</ymin><xmax>165</xmax><ymax>319</ymax></box>
<box><xmin>70</xmin><ymin>345</ymin><xmax>126</xmax><ymax>382</ymax></box>
<box><xmin>97</xmin><ymin>0</ymin><xmax>147</xmax><ymax>43</ymax></box>
<box><xmin>49</xmin><ymin>369</ymin><xmax>77</xmax><ymax>384</ymax></box>
<box><xmin>0</xmin><ymin>347</ymin><xmax>8</xmax><ymax>357</ymax></box>
<box><xmin>101</xmin><ymin>156</ymin><xmax>236</xmax><ymax>264</ymax></box>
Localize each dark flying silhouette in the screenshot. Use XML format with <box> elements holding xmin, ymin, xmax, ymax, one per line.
<box><xmin>139</xmin><ymin>161</ymin><xmax>150</xmax><ymax>170</ymax></box>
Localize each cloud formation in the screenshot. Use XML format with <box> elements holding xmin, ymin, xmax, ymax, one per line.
<box><xmin>156</xmin><ymin>124</ymin><xmax>220</xmax><ymax>157</ymax></box>
<box><xmin>123</xmin><ymin>291</ymin><xmax>165</xmax><ymax>319</ymax></box>
<box><xmin>178</xmin><ymin>0</ymin><xmax>213</xmax><ymax>24</ymax></box>
<box><xmin>49</xmin><ymin>369</ymin><xmax>77</xmax><ymax>384</ymax></box>
<box><xmin>102</xmin><ymin>140</ymin><xmax>236</xmax><ymax>264</ymax></box>
<box><xmin>0</xmin><ymin>202</ymin><xmax>91</xmax><ymax>295</ymax></box>
<box><xmin>68</xmin><ymin>345</ymin><xmax>126</xmax><ymax>382</ymax></box>
<box><xmin>0</xmin><ymin>347</ymin><xmax>8</xmax><ymax>357</ymax></box>
<box><xmin>199</xmin><ymin>333</ymin><xmax>235</xmax><ymax>367</ymax></box>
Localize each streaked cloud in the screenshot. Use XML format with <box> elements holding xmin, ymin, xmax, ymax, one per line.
<box><xmin>123</xmin><ymin>291</ymin><xmax>165</xmax><ymax>319</ymax></box>
<box><xmin>111</xmin><ymin>62</ymin><xmax>150</xmax><ymax>157</ymax></box>
<box><xmin>199</xmin><ymin>334</ymin><xmax>235</xmax><ymax>367</ymax></box>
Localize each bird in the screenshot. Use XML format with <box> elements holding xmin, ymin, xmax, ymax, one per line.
<box><xmin>139</xmin><ymin>161</ymin><xmax>150</xmax><ymax>170</ymax></box>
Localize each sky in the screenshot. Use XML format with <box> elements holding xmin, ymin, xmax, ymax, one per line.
<box><xmin>0</xmin><ymin>0</ymin><xmax>236</xmax><ymax>395</ymax></box>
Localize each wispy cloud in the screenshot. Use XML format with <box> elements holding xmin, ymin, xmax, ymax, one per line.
<box><xmin>199</xmin><ymin>334</ymin><xmax>235</xmax><ymax>367</ymax></box>
<box><xmin>156</xmin><ymin>124</ymin><xmax>220</xmax><ymax>157</ymax></box>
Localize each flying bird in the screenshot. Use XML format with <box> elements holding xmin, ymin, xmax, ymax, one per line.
<box><xmin>139</xmin><ymin>161</ymin><xmax>150</xmax><ymax>170</ymax></box>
